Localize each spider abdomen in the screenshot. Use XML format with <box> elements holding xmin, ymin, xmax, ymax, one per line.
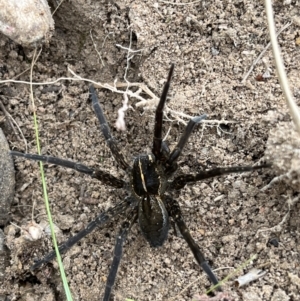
<box><xmin>138</xmin><ymin>195</ymin><xmax>169</xmax><ymax>247</ymax></box>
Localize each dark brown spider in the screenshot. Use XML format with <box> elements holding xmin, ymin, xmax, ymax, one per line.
<box><xmin>11</xmin><ymin>64</ymin><xmax>270</xmax><ymax>300</ymax></box>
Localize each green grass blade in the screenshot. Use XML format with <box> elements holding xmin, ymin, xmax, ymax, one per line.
<box><xmin>205</xmin><ymin>254</ymin><xmax>257</xmax><ymax>294</ymax></box>
<box><xmin>30</xmin><ymin>48</ymin><xmax>73</xmax><ymax>301</ymax></box>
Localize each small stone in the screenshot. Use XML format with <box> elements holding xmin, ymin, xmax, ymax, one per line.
<box><xmin>0</xmin><ymin>129</ymin><xmax>15</xmax><ymax>225</ymax></box>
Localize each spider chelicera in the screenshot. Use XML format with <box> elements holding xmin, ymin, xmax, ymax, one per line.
<box><xmin>11</xmin><ymin>64</ymin><xmax>270</xmax><ymax>300</ymax></box>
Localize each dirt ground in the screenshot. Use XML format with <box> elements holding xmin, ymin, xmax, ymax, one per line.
<box><xmin>0</xmin><ymin>0</ymin><xmax>300</xmax><ymax>300</ymax></box>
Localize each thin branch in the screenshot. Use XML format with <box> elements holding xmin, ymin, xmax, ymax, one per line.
<box><xmin>241</xmin><ymin>21</ymin><xmax>292</xmax><ymax>84</ymax></box>
<box><xmin>256</xmin><ymin>195</ymin><xmax>299</xmax><ymax>234</ymax></box>
<box><xmin>0</xmin><ymin>98</ymin><xmax>28</xmax><ymax>152</ymax></box>
<box><xmin>52</xmin><ymin>0</ymin><xmax>65</xmax><ymax>16</ymax></box>
<box><xmin>265</xmin><ymin>1</ymin><xmax>300</xmax><ymax>133</ymax></box>
<box><xmin>90</xmin><ymin>30</ymin><xmax>105</xmax><ymax>67</ymax></box>
<box><xmin>0</xmin><ymin>68</ymin><xmax>238</xmax><ymax>127</ymax></box>
<box><xmin>159</xmin><ymin>0</ymin><xmax>202</xmax><ymax>5</ymax></box>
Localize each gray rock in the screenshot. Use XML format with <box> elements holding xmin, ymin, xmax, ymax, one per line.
<box><xmin>0</xmin><ymin>228</ymin><xmax>9</xmax><ymax>282</ymax></box>
<box><xmin>0</xmin><ymin>128</ymin><xmax>15</xmax><ymax>225</ymax></box>
<box><xmin>0</xmin><ymin>0</ymin><xmax>54</xmax><ymax>46</ymax></box>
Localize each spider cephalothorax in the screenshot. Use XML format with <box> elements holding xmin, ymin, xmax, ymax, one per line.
<box><xmin>11</xmin><ymin>64</ymin><xmax>270</xmax><ymax>300</ymax></box>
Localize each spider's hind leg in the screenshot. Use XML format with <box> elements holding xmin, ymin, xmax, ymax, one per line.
<box><xmin>89</xmin><ymin>85</ymin><xmax>130</xmax><ymax>171</ymax></box>
<box><xmin>103</xmin><ymin>209</ymin><xmax>138</xmax><ymax>301</ymax></box>
<box><xmin>165</xmin><ymin>196</ymin><xmax>221</xmax><ymax>290</ymax></box>
<box><xmin>31</xmin><ymin>198</ymin><xmax>133</xmax><ymax>270</ymax></box>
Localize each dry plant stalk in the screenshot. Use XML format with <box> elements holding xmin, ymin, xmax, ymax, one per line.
<box><xmin>234</xmin><ymin>268</ymin><xmax>267</xmax><ymax>288</ymax></box>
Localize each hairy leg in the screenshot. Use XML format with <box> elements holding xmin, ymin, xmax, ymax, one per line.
<box><xmin>89</xmin><ymin>85</ymin><xmax>130</xmax><ymax>171</ymax></box>
<box><xmin>31</xmin><ymin>198</ymin><xmax>134</xmax><ymax>270</ymax></box>
<box><xmin>171</xmin><ymin>164</ymin><xmax>271</xmax><ymax>190</ymax></box>
<box><xmin>11</xmin><ymin>151</ymin><xmax>125</xmax><ymax>188</ymax></box>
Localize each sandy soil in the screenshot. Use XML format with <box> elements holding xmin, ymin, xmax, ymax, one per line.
<box><xmin>0</xmin><ymin>1</ymin><xmax>300</xmax><ymax>301</ymax></box>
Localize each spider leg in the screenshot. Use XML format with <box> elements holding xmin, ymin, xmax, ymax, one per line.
<box><xmin>11</xmin><ymin>151</ymin><xmax>125</xmax><ymax>188</ymax></box>
<box><xmin>161</xmin><ymin>140</ymin><xmax>170</xmax><ymax>159</ymax></box>
<box><xmin>31</xmin><ymin>198</ymin><xmax>134</xmax><ymax>270</ymax></box>
<box><xmin>103</xmin><ymin>209</ymin><xmax>138</xmax><ymax>301</ymax></box>
<box><xmin>165</xmin><ymin>196</ymin><xmax>220</xmax><ymax>289</ymax></box>
<box><xmin>171</xmin><ymin>164</ymin><xmax>271</xmax><ymax>190</ymax></box>
<box><xmin>165</xmin><ymin>115</ymin><xmax>207</xmax><ymax>174</ymax></box>
<box><xmin>89</xmin><ymin>85</ymin><xmax>130</xmax><ymax>171</ymax></box>
<box><xmin>152</xmin><ymin>64</ymin><xmax>174</xmax><ymax>161</ymax></box>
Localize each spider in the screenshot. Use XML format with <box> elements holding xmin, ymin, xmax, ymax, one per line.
<box><xmin>11</xmin><ymin>64</ymin><xmax>270</xmax><ymax>300</ymax></box>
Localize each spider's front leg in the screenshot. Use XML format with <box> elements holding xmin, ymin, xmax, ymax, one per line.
<box><xmin>151</xmin><ymin>64</ymin><xmax>207</xmax><ymax>173</ymax></box>
<box><xmin>164</xmin><ymin>115</ymin><xmax>207</xmax><ymax>175</ymax></box>
<box><xmin>152</xmin><ymin>64</ymin><xmax>174</xmax><ymax>161</ymax></box>
<box><xmin>165</xmin><ymin>196</ymin><xmax>221</xmax><ymax>289</ymax></box>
